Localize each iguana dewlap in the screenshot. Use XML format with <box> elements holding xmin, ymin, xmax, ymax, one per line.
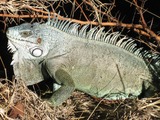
<box><xmin>6</xmin><ymin>17</ymin><xmax>160</xmax><ymax>105</ymax></box>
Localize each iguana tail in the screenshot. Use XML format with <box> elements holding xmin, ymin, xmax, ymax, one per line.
<box><xmin>144</xmin><ymin>51</ymin><xmax>160</xmax><ymax>89</ymax></box>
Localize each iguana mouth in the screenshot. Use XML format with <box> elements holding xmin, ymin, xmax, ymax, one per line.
<box><xmin>6</xmin><ymin>32</ymin><xmax>38</xmax><ymax>54</ymax></box>
<box><xmin>6</xmin><ymin>32</ymin><xmax>18</xmax><ymax>53</ymax></box>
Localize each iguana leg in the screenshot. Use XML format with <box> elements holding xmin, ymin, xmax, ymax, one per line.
<box><xmin>49</xmin><ymin>69</ymin><xmax>75</xmax><ymax>106</ymax></box>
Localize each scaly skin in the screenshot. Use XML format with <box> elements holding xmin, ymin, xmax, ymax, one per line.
<box><xmin>43</xmin><ymin>36</ymin><xmax>153</xmax><ymax>105</ymax></box>
<box><xmin>6</xmin><ymin>20</ymin><xmax>158</xmax><ymax>106</ymax></box>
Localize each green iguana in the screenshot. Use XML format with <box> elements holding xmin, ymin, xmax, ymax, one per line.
<box><xmin>6</xmin><ymin>16</ymin><xmax>160</xmax><ymax>105</ymax></box>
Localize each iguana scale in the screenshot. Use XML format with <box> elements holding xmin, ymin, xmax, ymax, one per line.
<box><xmin>6</xmin><ymin>16</ymin><xmax>160</xmax><ymax>105</ymax></box>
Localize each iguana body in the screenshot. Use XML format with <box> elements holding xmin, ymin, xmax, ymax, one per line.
<box><xmin>7</xmin><ymin>17</ymin><xmax>160</xmax><ymax>105</ymax></box>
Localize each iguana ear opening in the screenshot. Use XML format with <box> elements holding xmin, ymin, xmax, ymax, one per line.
<box><xmin>29</xmin><ymin>47</ymin><xmax>43</xmax><ymax>57</ymax></box>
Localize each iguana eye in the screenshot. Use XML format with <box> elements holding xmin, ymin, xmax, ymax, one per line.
<box><xmin>20</xmin><ymin>31</ymin><xmax>32</xmax><ymax>37</ymax></box>
<box><xmin>30</xmin><ymin>47</ymin><xmax>43</xmax><ymax>57</ymax></box>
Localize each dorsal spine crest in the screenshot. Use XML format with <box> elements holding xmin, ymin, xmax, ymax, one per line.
<box><xmin>46</xmin><ymin>15</ymin><xmax>160</xmax><ymax>61</ymax></box>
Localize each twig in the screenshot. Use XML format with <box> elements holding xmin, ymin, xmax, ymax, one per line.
<box><xmin>87</xmin><ymin>99</ymin><xmax>103</xmax><ymax>120</ymax></box>
<box><xmin>139</xmin><ymin>99</ymin><xmax>160</xmax><ymax>110</ymax></box>
<box><xmin>0</xmin><ymin>56</ymin><xmax>8</xmax><ymax>79</ymax></box>
<box><xmin>75</xmin><ymin>0</ymin><xmax>89</xmax><ymax>21</ymax></box>
<box><xmin>125</xmin><ymin>0</ymin><xmax>160</xmax><ymax>19</ymax></box>
<box><xmin>133</xmin><ymin>0</ymin><xmax>147</xmax><ymax>27</ymax></box>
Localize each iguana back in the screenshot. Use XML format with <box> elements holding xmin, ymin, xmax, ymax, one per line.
<box><xmin>7</xmin><ymin>16</ymin><xmax>160</xmax><ymax>105</ymax></box>
<box><xmin>45</xmin><ymin>32</ymin><xmax>150</xmax><ymax>96</ymax></box>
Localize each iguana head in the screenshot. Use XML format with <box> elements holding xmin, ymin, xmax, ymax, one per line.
<box><xmin>7</xmin><ymin>23</ymin><xmax>50</xmax><ymax>60</ymax></box>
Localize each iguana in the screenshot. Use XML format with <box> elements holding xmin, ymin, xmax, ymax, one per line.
<box><xmin>6</xmin><ymin>16</ymin><xmax>160</xmax><ymax>105</ymax></box>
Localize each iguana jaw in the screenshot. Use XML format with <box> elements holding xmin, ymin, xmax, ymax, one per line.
<box><xmin>7</xmin><ymin>34</ymin><xmax>27</xmax><ymax>54</ymax></box>
<box><xmin>7</xmin><ymin>37</ymin><xmax>17</xmax><ymax>53</ymax></box>
<box><xmin>7</xmin><ymin>29</ymin><xmax>23</xmax><ymax>53</ymax></box>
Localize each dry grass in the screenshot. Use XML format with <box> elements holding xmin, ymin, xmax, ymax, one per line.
<box><xmin>0</xmin><ymin>78</ymin><xmax>160</xmax><ymax>120</ymax></box>
<box><xmin>0</xmin><ymin>79</ymin><xmax>75</xmax><ymax>120</ymax></box>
